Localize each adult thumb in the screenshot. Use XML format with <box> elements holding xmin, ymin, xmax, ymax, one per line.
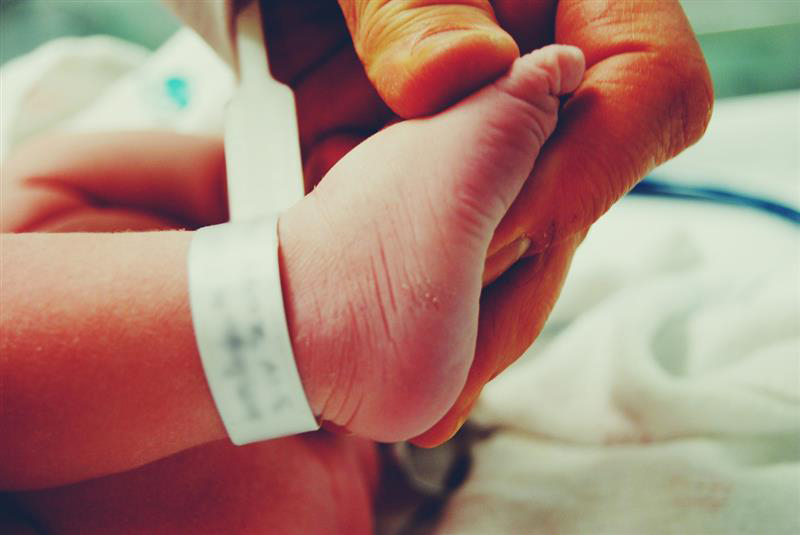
<box><xmin>338</xmin><ymin>0</ymin><xmax>519</xmax><ymax>117</ymax></box>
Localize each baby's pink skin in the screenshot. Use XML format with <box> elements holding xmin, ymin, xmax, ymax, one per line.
<box><xmin>13</xmin><ymin>434</ymin><xmax>377</xmax><ymax>535</ymax></box>
<box><xmin>3</xmin><ymin>44</ymin><xmax>582</xmax><ymax>534</ymax></box>
<box><xmin>0</xmin><ymin>45</ymin><xmax>581</xmax><ymax>498</ymax></box>
<box><xmin>282</xmin><ymin>44</ymin><xmax>584</xmax><ymax>440</ymax></box>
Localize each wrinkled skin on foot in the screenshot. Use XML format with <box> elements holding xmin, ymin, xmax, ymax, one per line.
<box><xmin>259</xmin><ymin>0</ymin><xmax>713</xmax><ymax>445</ymax></box>
<box><xmin>281</xmin><ymin>45</ymin><xmax>585</xmax><ymax>441</ymax></box>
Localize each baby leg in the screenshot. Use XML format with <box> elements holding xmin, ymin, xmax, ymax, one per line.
<box><xmin>12</xmin><ymin>434</ymin><xmax>378</xmax><ymax>535</ymax></box>
<box><xmin>0</xmin><ymin>131</ymin><xmax>227</xmax><ymax>233</ymax></box>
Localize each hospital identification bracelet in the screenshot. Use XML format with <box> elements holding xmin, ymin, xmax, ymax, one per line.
<box><xmin>187</xmin><ymin>216</ymin><xmax>319</xmax><ymax>445</ymax></box>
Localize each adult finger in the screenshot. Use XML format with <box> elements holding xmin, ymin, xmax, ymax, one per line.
<box><xmin>261</xmin><ymin>0</ymin><xmax>393</xmax><ymax>163</ymax></box>
<box><xmin>489</xmin><ymin>0</ymin><xmax>713</xmax><ymax>256</ymax></box>
<box><xmin>491</xmin><ymin>0</ymin><xmax>556</xmax><ymax>53</ymax></box>
<box><xmin>413</xmin><ymin>232</ymin><xmax>584</xmax><ymax>446</ymax></box>
<box><xmin>291</xmin><ymin>42</ymin><xmax>392</xmax><ymax>155</ymax></box>
<box><xmin>338</xmin><ymin>0</ymin><xmax>520</xmax><ymax>117</ymax></box>
<box><xmin>303</xmin><ymin>132</ymin><xmax>367</xmax><ymax>190</ymax></box>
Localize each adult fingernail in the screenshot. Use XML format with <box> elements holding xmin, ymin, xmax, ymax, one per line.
<box><xmin>446</xmin><ymin>414</ymin><xmax>468</xmax><ymax>442</ymax></box>
<box><xmin>515</xmin><ymin>236</ymin><xmax>532</xmax><ymax>259</ymax></box>
<box><xmin>483</xmin><ymin>235</ymin><xmax>532</xmax><ymax>286</ymax></box>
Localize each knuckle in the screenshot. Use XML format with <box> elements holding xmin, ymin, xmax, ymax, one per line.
<box><xmin>658</xmin><ymin>49</ymin><xmax>715</xmax><ymax>159</ymax></box>
<box><xmin>349</xmin><ymin>0</ymin><xmax>495</xmax><ymax>59</ymax></box>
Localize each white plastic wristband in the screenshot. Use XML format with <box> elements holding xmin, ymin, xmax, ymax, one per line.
<box><xmin>188</xmin><ymin>216</ymin><xmax>319</xmax><ymax>445</ymax></box>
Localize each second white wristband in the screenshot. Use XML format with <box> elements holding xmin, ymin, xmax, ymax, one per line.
<box><xmin>187</xmin><ymin>216</ymin><xmax>319</xmax><ymax>445</ymax></box>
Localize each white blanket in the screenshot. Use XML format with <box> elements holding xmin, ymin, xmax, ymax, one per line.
<box><xmin>435</xmin><ymin>93</ymin><xmax>800</xmax><ymax>534</ymax></box>
<box><xmin>439</xmin><ymin>200</ymin><xmax>799</xmax><ymax>535</ymax></box>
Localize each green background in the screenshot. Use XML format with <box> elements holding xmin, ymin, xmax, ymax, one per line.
<box><xmin>1</xmin><ymin>0</ymin><xmax>799</xmax><ymax>99</ymax></box>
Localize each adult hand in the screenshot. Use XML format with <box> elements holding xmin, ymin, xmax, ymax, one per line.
<box><xmin>265</xmin><ymin>0</ymin><xmax>712</xmax><ymax>446</ymax></box>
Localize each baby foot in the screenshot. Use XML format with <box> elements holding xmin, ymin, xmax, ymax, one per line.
<box><xmin>280</xmin><ymin>45</ymin><xmax>585</xmax><ymax>441</ymax></box>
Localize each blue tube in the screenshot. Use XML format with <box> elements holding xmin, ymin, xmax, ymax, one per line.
<box><xmin>630</xmin><ymin>177</ymin><xmax>800</xmax><ymax>226</ymax></box>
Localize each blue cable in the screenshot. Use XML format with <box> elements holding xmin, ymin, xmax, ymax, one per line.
<box><xmin>629</xmin><ymin>177</ymin><xmax>800</xmax><ymax>226</ymax></box>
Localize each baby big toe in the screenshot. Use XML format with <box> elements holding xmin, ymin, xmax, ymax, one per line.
<box><xmin>421</xmin><ymin>44</ymin><xmax>586</xmax><ymax>238</ymax></box>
